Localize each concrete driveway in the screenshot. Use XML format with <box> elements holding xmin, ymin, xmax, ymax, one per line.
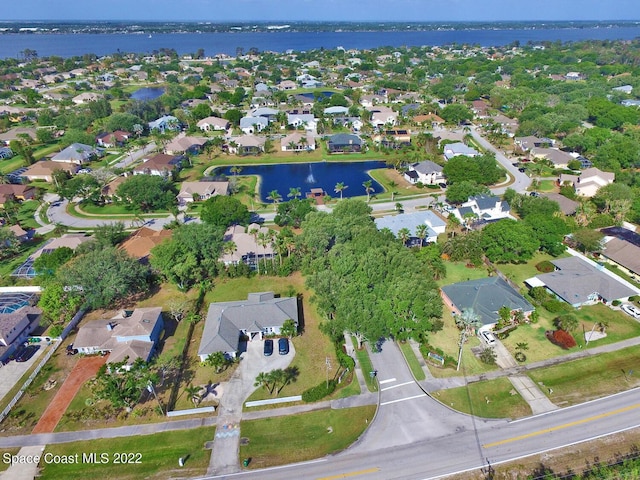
<box><xmin>207</xmin><ymin>338</ymin><xmax>295</xmax><ymax>475</ymax></box>
<box><xmin>0</xmin><ymin>344</ymin><xmax>47</xmax><ymax>403</ymax></box>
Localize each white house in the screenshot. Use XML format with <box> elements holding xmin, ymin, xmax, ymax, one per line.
<box><xmin>197</xmin><ymin>116</ymin><xmax>230</xmax><ymax>132</ymax></box>
<box><xmin>404</xmin><ymin>160</ymin><xmax>444</xmax><ymax>185</ymax></box>
<box><xmin>452</xmin><ymin>194</ymin><xmax>512</xmax><ymax>224</ymax></box>
<box><xmin>443</xmin><ymin>142</ymin><xmax>479</xmax><ymax>160</ymax></box>
<box><xmin>287</xmin><ymin>113</ymin><xmax>317</xmax><ymax>131</ymax></box>
<box><xmin>240</xmin><ymin>116</ymin><xmax>268</xmax><ymax>134</ymax></box>
<box><xmin>558</xmin><ymin>167</ymin><xmax>615</xmax><ymax>198</ymax></box>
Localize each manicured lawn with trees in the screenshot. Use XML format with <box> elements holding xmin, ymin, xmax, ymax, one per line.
<box><xmin>39</xmin><ymin>427</ymin><xmax>213</xmax><ymax>479</ymax></box>
<box><xmin>16</xmin><ymin>200</ymin><xmax>42</xmax><ymax>230</ymax></box>
<box><xmin>501</xmin><ymin>303</ymin><xmax>640</xmax><ymax>364</ymax></box>
<box><xmin>424</xmin><ymin>307</ymin><xmax>497</xmax><ymax>378</ymax></box>
<box><xmin>528</xmin><ymin>346</ymin><xmax>640</xmax><ymax>406</ymax></box>
<box><xmin>433</xmin><ymin>377</ymin><xmax>532</xmax><ymax>419</ymax></box>
<box><xmin>239</xmin><ymin>406</ymin><xmax>376</xmax><ymax>469</ymax></box>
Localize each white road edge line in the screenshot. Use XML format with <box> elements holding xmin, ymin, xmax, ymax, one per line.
<box><xmin>378</xmin><ymin>378</ymin><xmax>396</xmax><ymax>385</ymax></box>
<box><xmin>422</xmin><ymin>423</ymin><xmax>640</xmax><ymax>480</ymax></box>
<box><xmin>381</xmin><ymin>394</ymin><xmax>425</xmax><ymax>406</ymax></box>
<box><xmin>381</xmin><ymin>381</ymin><xmax>414</xmax><ymax>391</ymax></box>
<box><xmin>196</xmin><ymin>459</ymin><xmax>327</xmax><ymax>479</ymax></box>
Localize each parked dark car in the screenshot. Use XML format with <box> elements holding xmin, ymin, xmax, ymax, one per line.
<box><xmin>15</xmin><ymin>345</ymin><xmax>39</xmax><ymax>362</ymax></box>
<box><xmin>278</xmin><ymin>337</ymin><xmax>289</xmax><ymax>356</ymax></box>
<box><xmin>263</xmin><ymin>339</ymin><xmax>273</xmax><ymax>357</ymax></box>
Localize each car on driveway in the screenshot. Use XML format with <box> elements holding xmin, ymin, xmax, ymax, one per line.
<box><xmin>15</xmin><ymin>345</ymin><xmax>39</xmax><ymax>362</ymax></box>
<box><xmin>621</xmin><ymin>304</ymin><xmax>640</xmax><ymax>319</ymax></box>
<box><xmin>263</xmin><ymin>339</ymin><xmax>273</xmax><ymax>356</ymax></box>
<box><xmin>481</xmin><ymin>331</ymin><xmax>496</xmax><ymax>344</ymax></box>
<box><xmin>278</xmin><ymin>337</ymin><xmax>289</xmax><ymax>355</ymax></box>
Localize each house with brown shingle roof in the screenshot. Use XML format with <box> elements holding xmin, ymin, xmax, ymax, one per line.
<box><xmin>23</xmin><ymin>161</ymin><xmax>78</xmax><ymax>183</ymax></box>
<box><xmin>133</xmin><ymin>153</ymin><xmax>183</xmax><ymax>176</ymax></box>
<box><xmin>119</xmin><ymin>227</ymin><xmax>172</xmax><ymax>262</ymax></box>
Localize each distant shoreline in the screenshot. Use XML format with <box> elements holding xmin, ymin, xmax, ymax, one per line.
<box><xmin>2</xmin><ymin>20</ymin><xmax>640</xmax><ymax>36</ymax></box>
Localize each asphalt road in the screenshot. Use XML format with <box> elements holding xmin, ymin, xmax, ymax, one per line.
<box><xmin>198</xmin><ymin>387</ymin><xmax>640</xmax><ymax>480</ymax></box>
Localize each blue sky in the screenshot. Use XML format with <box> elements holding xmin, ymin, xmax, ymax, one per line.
<box><xmin>4</xmin><ymin>0</ymin><xmax>639</xmax><ymax>22</ymax></box>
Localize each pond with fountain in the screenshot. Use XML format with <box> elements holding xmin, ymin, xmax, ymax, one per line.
<box><xmin>218</xmin><ymin>160</ymin><xmax>387</xmax><ymax>201</ymax></box>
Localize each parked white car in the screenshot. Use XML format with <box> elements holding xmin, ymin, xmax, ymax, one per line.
<box><xmin>621</xmin><ymin>304</ymin><xmax>640</xmax><ymax>320</ymax></box>
<box><xmin>481</xmin><ymin>330</ymin><xmax>496</xmax><ymax>344</ymax></box>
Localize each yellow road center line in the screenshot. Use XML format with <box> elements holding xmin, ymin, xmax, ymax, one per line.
<box><xmin>317</xmin><ymin>467</ymin><xmax>381</xmax><ymax>480</ymax></box>
<box><xmin>484</xmin><ymin>402</ymin><xmax>640</xmax><ymax>448</ymax></box>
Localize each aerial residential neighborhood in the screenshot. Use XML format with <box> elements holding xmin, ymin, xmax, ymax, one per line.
<box><xmin>0</xmin><ymin>22</ymin><xmax>640</xmax><ymax>480</ymax></box>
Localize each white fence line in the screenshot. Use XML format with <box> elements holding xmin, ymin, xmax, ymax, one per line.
<box><xmin>166</xmin><ymin>406</ymin><xmax>216</xmax><ymax>417</ymax></box>
<box><xmin>245</xmin><ymin>395</ymin><xmax>302</xmax><ymax>408</ymax></box>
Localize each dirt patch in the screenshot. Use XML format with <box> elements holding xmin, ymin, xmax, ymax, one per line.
<box><xmin>31</xmin><ymin>355</ymin><xmax>107</xmax><ymax>434</ymax></box>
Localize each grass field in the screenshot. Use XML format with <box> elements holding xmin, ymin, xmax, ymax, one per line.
<box><xmin>500</xmin><ymin>303</ymin><xmax>640</xmax><ymax>364</ymax></box>
<box><xmin>398</xmin><ymin>341</ymin><xmax>426</xmax><ymax>381</ymax></box>
<box><xmin>352</xmin><ymin>338</ymin><xmax>378</xmax><ymax>392</ymax></box>
<box><xmin>495</xmin><ymin>251</ymin><xmax>569</xmax><ymax>290</ymax></box>
<box><xmin>423</xmin><ymin>308</ymin><xmax>497</xmax><ymax>378</ymax></box>
<box><xmin>433</xmin><ymin>377</ymin><xmax>532</xmax><ymax>419</ymax></box>
<box><xmin>239</xmin><ymin>406</ymin><xmax>376</xmax><ymax>469</ymax></box>
<box><xmin>16</xmin><ymin>200</ymin><xmax>41</xmax><ymax>230</ymax></box>
<box><xmin>528</xmin><ymin>346</ymin><xmax>640</xmax><ymax>406</ymax></box>
<box><xmin>437</xmin><ymin>261</ymin><xmax>490</xmax><ymax>287</ymax></box>
<box><xmin>39</xmin><ymin>427</ymin><xmax>213</xmax><ymax>479</ymax></box>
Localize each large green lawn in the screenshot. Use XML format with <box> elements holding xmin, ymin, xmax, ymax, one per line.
<box><xmin>528</xmin><ymin>346</ymin><xmax>640</xmax><ymax>406</ymax></box>
<box><xmin>239</xmin><ymin>406</ymin><xmax>376</xmax><ymax>469</ymax></box>
<box><xmin>433</xmin><ymin>377</ymin><xmax>532</xmax><ymax>419</ymax></box>
<box><xmin>501</xmin><ymin>303</ymin><xmax>640</xmax><ymax>364</ymax></box>
<box><xmin>39</xmin><ymin>427</ymin><xmax>213</xmax><ymax>479</ymax></box>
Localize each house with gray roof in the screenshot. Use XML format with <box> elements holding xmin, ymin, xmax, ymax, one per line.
<box><xmin>404</xmin><ymin>160</ymin><xmax>444</xmax><ymax>185</ymax></box>
<box><xmin>441</xmin><ymin>277</ymin><xmax>534</xmax><ymax>330</ymax></box>
<box><xmin>375</xmin><ymin>210</ymin><xmax>446</xmax><ymax>245</ymax></box>
<box><xmin>525</xmin><ymin>256</ymin><xmax>639</xmax><ymax>308</ymax></box>
<box><xmin>443</xmin><ymin>142</ymin><xmax>479</xmax><ymax>160</ymax></box>
<box><xmin>51</xmin><ymin>143</ymin><xmax>98</xmax><ymax>165</ymax></box>
<box><xmin>74</xmin><ymin>307</ymin><xmax>164</xmax><ymax>369</ymax></box>
<box><xmin>240</xmin><ymin>116</ymin><xmax>269</xmax><ymax>134</ymax></box>
<box><xmin>327</xmin><ymin>133</ymin><xmax>363</xmax><ymax>153</ymax></box>
<box><xmin>198</xmin><ymin>292</ymin><xmax>299</xmax><ymax>360</ymax></box>
<box><xmin>0</xmin><ymin>306</ymin><xmax>41</xmax><ymax>362</ymax></box>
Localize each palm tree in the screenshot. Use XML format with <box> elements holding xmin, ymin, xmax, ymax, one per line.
<box><xmin>257</xmin><ymin>231</ymin><xmax>271</xmax><ymax>271</ymax></box>
<box><xmin>287</xmin><ymin>141</ymin><xmax>298</xmax><ymax>153</ymax></box>
<box><xmin>254</xmin><ymin>372</ymin><xmax>270</xmax><ymax>391</ymax></box>
<box><xmin>222</xmin><ymin>241</ymin><xmax>237</xmax><ymax>261</ymax></box>
<box><xmin>388</xmin><ymin>180</ymin><xmax>399</xmax><ymax>201</ymax></box>
<box><xmin>415</xmin><ymin>224</ymin><xmax>427</xmax><ymax>248</ymax></box>
<box><xmin>287</xmin><ymin>187</ymin><xmax>301</xmax><ymax>200</ymax></box>
<box><xmin>397</xmin><ymin>227</ymin><xmax>411</xmax><ymax>246</ymax></box>
<box><xmin>334</xmin><ymin>182</ymin><xmax>348</xmax><ymax>199</ymax></box>
<box><xmin>184</xmin><ymin>384</ymin><xmax>201</xmax><ymax>407</ymax></box>
<box><xmin>455</xmin><ymin>308</ymin><xmax>482</xmax><ymax>371</ymax></box>
<box><xmin>230</xmin><ymin>165</ymin><xmax>243</xmax><ymax>176</ymax></box>
<box><xmin>268</xmin><ymin>190</ymin><xmax>282</xmax><ymax>209</ymax></box>
<box><xmin>249</xmin><ymin>227</ymin><xmax>260</xmax><ymax>274</ymax></box>
<box><xmin>362</xmin><ymin>179</ymin><xmax>374</xmax><ymax>203</ymax></box>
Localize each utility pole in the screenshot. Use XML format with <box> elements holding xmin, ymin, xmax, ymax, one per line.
<box><xmin>325</xmin><ymin>357</ymin><xmax>331</xmax><ymax>389</ymax></box>
<box><xmin>147</xmin><ymin>381</ymin><xmax>164</xmax><ymax>416</ymax></box>
<box><xmin>456</xmin><ymin>330</ymin><xmax>467</xmax><ymax>372</ymax></box>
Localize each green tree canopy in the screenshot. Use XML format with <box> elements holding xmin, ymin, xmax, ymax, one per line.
<box><xmin>150</xmin><ymin>222</ymin><xmax>225</xmax><ymax>289</ymax></box>
<box><xmin>58</xmin><ymin>247</ymin><xmax>149</xmax><ymax>309</ymax></box>
<box><xmin>274</xmin><ymin>199</ymin><xmax>315</xmax><ymax>228</ymax></box>
<box><xmin>480</xmin><ymin>219</ymin><xmax>540</xmax><ymax>263</ymax></box>
<box><xmin>116</xmin><ymin>175</ymin><xmax>177</xmax><ymax>212</ymax></box>
<box><xmin>200</xmin><ymin>195</ymin><xmax>251</xmax><ymax>228</ymax></box>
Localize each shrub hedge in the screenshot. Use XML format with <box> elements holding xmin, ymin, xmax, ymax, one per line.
<box><xmin>302</xmin><ymin>380</ymin><xmax>337</xmax><ymax>402</ymax></box>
